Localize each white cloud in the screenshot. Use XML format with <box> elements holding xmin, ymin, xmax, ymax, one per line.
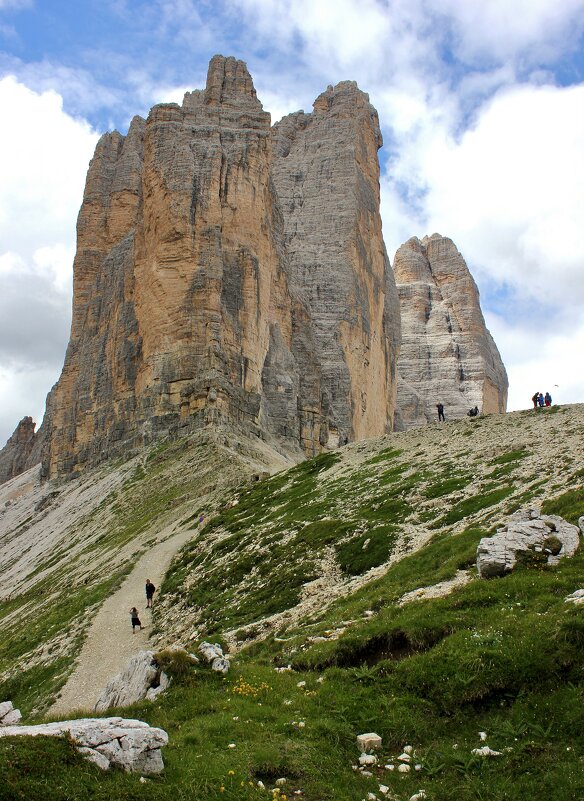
<box><xmin>417</xmin><ymin>82</ymin><xmax>584</xmax><ymax>308</ymax></box>
<box><xmin>0</xmin><ymin>0</ymin><xmax>32</xmax><ymax>9</ymax></box>
<box><xmin>486</xmin><ymin>311</ymin><xmax>584</xmax><ymax>411</ymax></box>
<box><xmin>0</xmin><ymin>76</ymin><xmax>98</xmax><ymax>444</ymax></box>
<box><xmin>430</xmin><ymin>0</ymin><xmax>584</xmax><ymax>65</ymax></box>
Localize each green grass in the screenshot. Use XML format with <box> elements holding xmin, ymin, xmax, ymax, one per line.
<box><xmin>2</xmin><ymin>408</ymin><xmax>584</xmax><ymax>800</ymax></box>
<box><xmin>430</xmin><ymin>485</ymin><xmax>515</xmax><ymax>528</ymax></box>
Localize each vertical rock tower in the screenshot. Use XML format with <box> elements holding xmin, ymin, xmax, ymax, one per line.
<box><xmin>39</xmin><ymin>56</ymin><xmax>400</xmax><ymax>478</ymax></box>
<box><xmin>394</xmin><ymin>234</ymin><xmax>508</xmax><ymax>428</ymax></box>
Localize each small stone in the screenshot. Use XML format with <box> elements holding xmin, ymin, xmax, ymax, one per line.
<box><xmin>361</xmin><ymin>770</ymin><xmax>373</xmax><ymax>778</ymax></box>
<box><xmin>471</xmin><ymin>746</ymin><xmax>502</xmax><ymax>757</ymax></box>
<box><xmin>359</xmin><ymin>754</ymin><xmax>377</xmax><ymax>766</ymax></box>
<box><xmin>258</xmin><ymin>781</ymin><xmax>266</xmax><ymax>789</ymax></box>
<box><xmin>397</xmin><ymin>764</ymin><xmax>411</xmax><ymax>773</ymax></box>
<box><xmin>297</xmin><ymin>721</ymin><xmax>305</xmax><ymax>728</ymax></box>
<box><xmin>409</xmin><ymin>792</ymin><xmax>426</xmax><ymax>801</ymax></box>
<box><xmin>384</xmin><ymin>764</ymin><xmax>395</xmax><ymax>771</ymax></box>
<box><xmin>357</xmin><ymin>732</ymin><xmax>382</xmax><ymax>751</ymax></box>
<box><xmin>403</xmin><ymin>745</ymin><xmax>413</xmax><ymax>754</ymax></box>
<box><xmin>398</xmin><ymin>752</ymin><xmax>411</xmax><ymax>762</ymax></box>
<box><xmin>297</xmin><ymin>681</ymin><xmax>306</xmax><ymax>688</ymax></box>
<box><xmin>367</xmin><ymin>793</ymin><xmax>377</xmax><ymax>800</ymax></box>
<box><xmin>228</xmin><ymin>743</ymin><xmax>236</xmax><ymax>748</ymax></box>
<box><xmin>414</xmin><ymin>764</ymin><xmax>422</xmax><ymax>771</ymax></box>
<box><xmin>275</xmin><ymin>778</ymin><xmax>286</xmax><ymax>786</ymax></box>
<box><xmin>378</xmin><ymin>786</ymin><xmax>389</xmax><ymax>796</ymax></box>
<box><xmin>479</xmin><ymin>731</ymin><xmax>487</xmax><ymax>741</ymax></box>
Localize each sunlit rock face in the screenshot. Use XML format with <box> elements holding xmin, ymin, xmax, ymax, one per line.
<box><xmin>38</xmin><ymin>55</ymin><xmax>400</xmax><ymax>478</ymax></box>
<box><xmin>393</xmin><ymin>234</ymin><xmax>507</xmax><ymax>429</ymax></box>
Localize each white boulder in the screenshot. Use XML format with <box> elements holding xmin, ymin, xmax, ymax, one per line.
<box><xmin>565</xmin><ymin>589</ymin><xmax>584</xmax><ymax>605</ymax></box>
<box><xmin>477</xmin><ymin>510</ymin><xmax>580</xmax><ymax>578</ymax></box>
<box><xmin>0</xmin><ymin>701</ymin><xmax>22</xmax><ymax>726</ymax></box>
<box><xmin>199</xmin><ymin>641</ymin><xmax>230</xmax><ymax>673</ymax></box>
<box><xmin>95</xmin><ymin>651</ymin><xmax>171</xmax><ymax>711</ymax></box>
<box><xmin>0</xmin><ymin>717</ymin><xmax>168</xmax><ymax>774</ymax></box>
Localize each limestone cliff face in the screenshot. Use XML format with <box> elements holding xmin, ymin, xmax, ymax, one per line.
<box><xmin>271</xmin><ymin>83</ymin><xmax>400</xmax><ymax>448</ymax></box>
<box><xmin>394</xmin><ymin>234</ymin><xmax>508</xmax><ymax>429</ymax></box>
<box><xmin>38</xmin><ymin>56</ymin><xmax>400</xmax><ymax>478</ymax></box>
<box><xmin>0</xmin><ymin>417</ymin><xmax>44</xmax><ymax>484</ymax></box>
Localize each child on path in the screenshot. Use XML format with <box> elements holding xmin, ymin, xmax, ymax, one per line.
<box><xmin>130</xmin><ymin>607</ymin><xmax>143</xmax><ymax>633</ymax></box>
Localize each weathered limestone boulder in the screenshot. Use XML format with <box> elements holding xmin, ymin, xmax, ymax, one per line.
<box><xmin>477</xmin><ymin>509</ymin><xmax>580</xmax><ymax>578</ymax></box>
<box><xmin>0</xmin><ymin>700</ymin><xmax>22</xmax><ymax>726</ymax></box>
<box><xmin>0</xmin><ymin>417</ymin><xmax>44</xmax><ymax>484</ymax></box>
<box><xmin>394</xmin><ymin>235</ymin><xmax>507</xmax><ymax>429</ymax></box>
<box><xmin>199</xmin><ymin>641</ymin><xmax>230</xmax><ymax>673</ymax></box>
<box><xmin>94</xmin><ymin>651</ymin><xmax>170</xmax><ymax>711</ymax></box>
<box><xmin>31</xmin><ymin>54</ymin><xmax>400</xmax><ymax>480</ymax></box>
<box><xmin>357</xmin><ymin>732</ymin><xmax>382</xmax><ymax>751</ymax></box>
<box><xmin>565</xmin><ymin>589</ymin><xmax>584</xmax><ymax>605</ymax></box>
<box><xmin>0</xmin><ymin>717</ymin><xmax>168</xmax><ymax>774</ymax></box>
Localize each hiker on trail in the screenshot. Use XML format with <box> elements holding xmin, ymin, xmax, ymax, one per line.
<box><xmin>468</xmin><ymin>406</ymin><xmax>479</xmax><ymax>417</ymax></box>
<box><xmin>538</xmin><ymin>393</ymin><xmax>545</xmax><ymax>408</ymax></box>
<box><xmin>545</xmin><ymin>392</ymin><xmax>552</xmax><ymax>407</ymax></box>
<box><xmin>130</xmin><ymin>607</ymin><xmax>143</xmax><ymax>633</ymax></box>
<box><xmin>145</xmin><ymin>579</ymin><xmax>156</xmax><ymax>608</ymax></box>
<box><xmin>532</xmin><ymin>392</ymin><xmax>539</xmax><ymax>409</ymax></box>
<box><xmin>437</xmin><ymin>403</ymin><xmax>445</xmax><ymax>422</ymax></box>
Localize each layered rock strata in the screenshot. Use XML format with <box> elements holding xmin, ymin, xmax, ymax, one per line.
<box><xmin>36</xmin><ymin>55</ymin><xmax>400</xmax><ymax>478</ymax></box>
<box><xmin>394</xmin><ymin>235</ymin><xmax>507</xmax><ymax>428</ymax></box>
<box><xmin>0</xmin><ymin>417</ymin><xmax>44</xmax><ymax>484</ymax></box>
<box><xmin>0</xmin><ymin>717</ymin><xmax>168</xmax><ymax>774</ymax></box>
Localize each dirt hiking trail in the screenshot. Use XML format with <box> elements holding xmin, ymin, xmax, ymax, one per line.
<box><xmin>50</xmin><ymin>526</ymin><xmax>193</xmax><ymax>716</ymax></box>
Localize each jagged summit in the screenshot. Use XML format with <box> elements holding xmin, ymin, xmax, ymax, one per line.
<box><xmin>203</xmin><ymin>54</ymin><xmax>261</xmax><ymax>106</ymax></box>
<box><xmin>394</xmin><ymin>233</ymin><xmax>508</xmax><ymax>428</ymax></box>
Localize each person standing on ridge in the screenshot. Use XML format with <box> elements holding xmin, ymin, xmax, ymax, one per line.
<box><xmin>532</xmin><ymin>392</ymin><xmax>539</xmax><ymax>409</ymax></box>
<box><xmin>545</xmin><ymin>391</ymin><xmax>552</xmax><ymax>407</ymax></box>
<box><xmin>145</xmin><ymin>579</ymin><xmax>156</xmax><ymax>609</ymax></box>
<box><xmin>437</xmin><ymin>403</ymin><xmax>445</xmax><ymax>422</ymax></box>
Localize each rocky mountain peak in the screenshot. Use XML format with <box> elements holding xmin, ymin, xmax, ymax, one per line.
<box><xmin>0</xmin><ymin>58</ymin><xmax>507</xmax><ymax>482</ymax></box>
<box><xmin>394</xmin><ymin>233</ymin><xmax>508</xmax><ymax>429</ymax></box>
<box><xmin>204</xmin><ymin>54</ymin><xmax>261</xmax><ymax>108</ymax></box>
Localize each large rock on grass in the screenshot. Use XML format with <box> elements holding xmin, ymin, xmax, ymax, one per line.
<box><xmin>94</xmin><ymin>651</ymin><xmax>170</xmax><ymax>711</ymax></box>
<box><xmin>0</xmin><ymin>716</ymin><xmax>168</xmax><ymax>774</ymax></box>
<box><xmin>477</xmin><ymin>509</ymin><xmax>580</xmax><ymax>578</ymax></box>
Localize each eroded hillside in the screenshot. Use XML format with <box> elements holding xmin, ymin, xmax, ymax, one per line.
<box><xmin>0</xmin><ymin>405</ymin><xmax>583</xmax><ymax>801</ymax></box>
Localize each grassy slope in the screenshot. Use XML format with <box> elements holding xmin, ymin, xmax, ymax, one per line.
<box><xmin>0</xmin><ymin>405</ymin><xmax>583</xmax><ymax>801</ymax></box>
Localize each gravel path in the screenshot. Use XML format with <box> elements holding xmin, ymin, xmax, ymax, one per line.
<box><xmin>50</xmin><ymin>526</ymin><xmax>194</xmax><ymax>716</ymax></box>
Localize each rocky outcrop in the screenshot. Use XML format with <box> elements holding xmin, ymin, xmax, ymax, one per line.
<box><xmin>0</xmin><ymin>717</ymin><xmax>168</xmax><ymax>774</ymax></box>
<box><xmin>0</xmin><ymin>700</ymin><xmax>22</xmax><ymax>726</ymax></box>
<box><xmin>476</xmin><ymin>509</ymin><xmax>580</xmax><ymax>578</ymax></box>
<box><xmin>94</xmin><ymin>651</ymin><xmax>171</xmax><ymax>711</ymax></box>
<box><xmin>199</xmin><ymin>641</ymin><xmax>230</xmax><ymax>673</ymax></box>
<box><xmin>394</xmin><ymin>235</ymin><xmax>507</xmax><ymax>429</ymax></box>
<box><xmin>36</xmin><ymin>55</ymin><xmax>399</xmax><ymax>479</ymax></box>
<box><xmin>0</xmin><ymin>417</ymin><xmax>44</xmax><ymax>484</ymax></box>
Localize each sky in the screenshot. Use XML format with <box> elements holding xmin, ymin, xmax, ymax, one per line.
<box><xmin>1</xmin><ymin>0</ymin><xmax>583</xmax><ymax>445</ymax></box>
